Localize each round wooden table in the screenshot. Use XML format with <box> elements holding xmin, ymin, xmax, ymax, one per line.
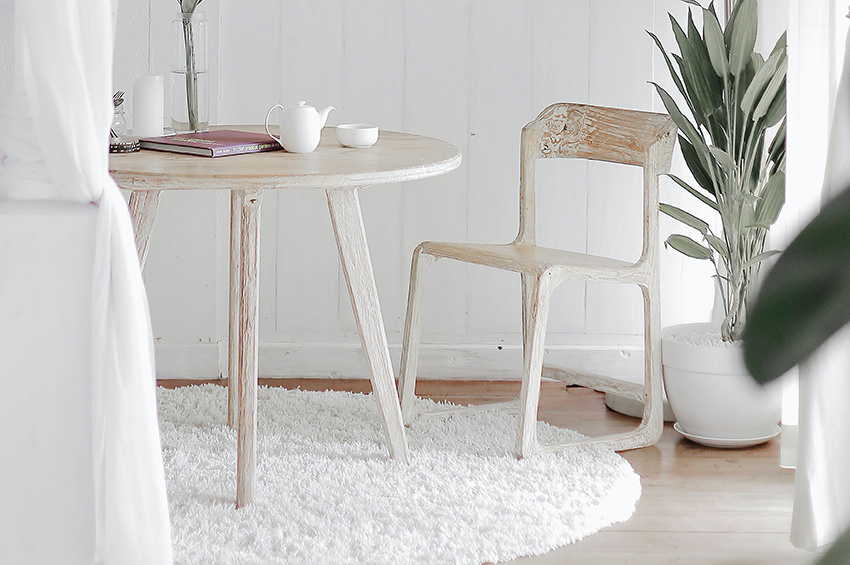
<box><xmin>110</xmin><ymin>126</ymin><xmax>461</xmax><ymax>507</ymax></box>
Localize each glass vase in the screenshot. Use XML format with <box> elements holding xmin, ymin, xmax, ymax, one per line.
<box><xmin>172</xmin><ymin>11</ymin><xmax>209</xmax><ymax>133</ymax></box>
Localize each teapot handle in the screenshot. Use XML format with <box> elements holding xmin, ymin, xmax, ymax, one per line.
<box><xmin>264</xmin><ymin>104</ymin><xmax>285</xmax><ymax>145</ymax></box>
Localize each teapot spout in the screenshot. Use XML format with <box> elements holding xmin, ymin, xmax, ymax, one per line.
<box><xmin>318</xmin><ymin>105</ymin><xmax>335</xmax><ymax>128</ymax></box>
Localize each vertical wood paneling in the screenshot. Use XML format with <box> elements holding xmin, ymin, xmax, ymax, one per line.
<box><xmin>273</xmin><ymin>1</ymin><xmax>345</xmax><ymax>337</ymax></box>
<box><xmin>144</xmin><ymin>191</ymin><xmax>218</xmax><ymax>344</ymax></box>
<box><xmin>142</xmin><ymin>2</ymin><xmax>221</xmax><ymax>365</ymax></box>
<box><xmin>531</xmin><ymin>0</ymin><xmax>590</xmax><ymax>335</ymax></box>
<box><xmin>585</xmin><ymin>0</ymin><xmax>655</xmax><ymax>335</ymax></box>
<box><xmin>400</xmin><ymin>0</ymin><xmax>470</xmax><ymax>339</ymax></box>
<box><xmin>108</xmin><ymin>0</ymin><xmax>726</xmax><ymax>378</ymax></box>
<box><xmin>112</xmin><ymin>0</ymin><xmax>149</xmax><ymax>103</ymax></box>
<box><xmin>0</xmin><ymin>0</ymin><xmax>12</xmax><ymax>94</ymax></box>
<box><xmin>466</xmin><ymin>1</ymin><xmax>533</xmax><ymax>337</ymax></box>
<box><xmin>339</xmin><ymin>1</ymin><xmax>406</xmax><ymax>335</ymax></box>
<box><xmin>218</xmin><ymin>0</ymin><xmax>280</xmax><ymax>125</ymax></box>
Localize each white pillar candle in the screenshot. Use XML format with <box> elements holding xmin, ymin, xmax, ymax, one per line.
<box><xmin>132</xmin><ymin>75</ymin><xmax>164</xmax><ymax>138</ymax></box>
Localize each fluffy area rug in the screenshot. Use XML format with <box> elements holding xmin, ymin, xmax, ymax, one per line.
<box><xmin>158</xmin><ymin>384</ymin><xmax>641</xmax><ymax>564</ymax></box>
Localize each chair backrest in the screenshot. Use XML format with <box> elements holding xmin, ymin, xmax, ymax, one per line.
<box><xmin>516</xmin><ymin>103</ymin><xmax>677</xmax><ymax>262</ymax></box>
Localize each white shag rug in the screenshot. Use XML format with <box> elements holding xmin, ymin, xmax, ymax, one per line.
<box><xmin>158</xmin><ymin>385</ymin><xmax>641</xmax><ymax>565</ymax></box>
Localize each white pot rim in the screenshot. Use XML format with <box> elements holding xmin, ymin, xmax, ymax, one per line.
<box><xmin>662</xmin><ymin>322</ymin><xmax>746</xmax><ymax>374</ymax></box>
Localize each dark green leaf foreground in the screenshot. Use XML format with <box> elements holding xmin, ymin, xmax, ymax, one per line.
<box><xmin>744</xmin><ymin>186</ymin><xmax>850</xmax><ymax>383</ymax></box>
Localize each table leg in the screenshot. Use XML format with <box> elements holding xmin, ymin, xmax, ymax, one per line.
<box><xmin>128</xmin><ymin>190</ymin><xmax>162</xmax><ymax>269</ymax></box>
<box><xmin>326</xmin><ymin>187</ymin><xmax>411</xmax><ymax>464</ymax></box>
<box><xmin>228</xmin><ymin>191</ymin><xmax>242</xmax><ymax>429</ymax></box>
<box><xmin>235</xmin><ymin>189</ymin><xmax>263</xmax><ymax>508</ymax></box>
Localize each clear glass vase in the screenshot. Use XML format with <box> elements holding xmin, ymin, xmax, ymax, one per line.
<box><xmin>172</xmin><ymin>11</ymin><xmax>209</xmax><ymax>133</ymax></box>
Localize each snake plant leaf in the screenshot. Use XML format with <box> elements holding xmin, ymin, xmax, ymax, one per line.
<box><xmin>666</xmin><ymin>234</ymin><xmax>714</xmax><ymax>260</ymax></box>
<box><xmin>680</xmin><ymin>0</ymin><xmax>702</xmax><ymax>6</ymax></box>
<box><xmin>755</xmin><ymin>171</ymin><xmax>785</xmax><ymax>226</ymax></box>
<box><xmin>668</xmin><ymin>173</ymin><xmax>719</xmax><ymax>210</ymax></box>
<box><xmin>706</xmin><ymin>234</ymin><xmax>730</xmax><ymax>260</ymax></box>
<box><xmin>703</xmin><ymin>8</ymin><xmax>729</xmax><ymax>79</ymax></box>
<box><xmin>728</xmin><ymin>0</ymin><xmax>758</xmax><ymax>76</ymax></box>
<box><xmin>648</xmin><ymin>31</ymin><xmax>698</xmax><ymax>120</ymax></box>
<box><xmin>678</xmin><ymin>136</ymin><xmax>717</xmax><ymax>197</ymax></box>
<box><xmin>661</xmin><ymin>203</ymin><xmax>710</xmax><ymax>235</ymax></box>
<box><xmin>744</xmin><ymin>186</ymin><xmax>850</xmax><ymax>383</ymax></box>
<box><xmin>743</xmin><ymin>249</ymin><xmax>780</xmax><ymax>269</ymax></box>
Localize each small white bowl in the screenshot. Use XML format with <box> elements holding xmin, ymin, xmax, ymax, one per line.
<box><xmin>336</xmin><ymin>124</ymin><xmax>379</xmax><ymax>148</ymax></box>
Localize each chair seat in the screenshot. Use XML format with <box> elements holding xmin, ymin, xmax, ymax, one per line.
<box><xmin>420</xmin><ymin>241</ymin><xmax>648</xmax><ymax>282</ymax></box>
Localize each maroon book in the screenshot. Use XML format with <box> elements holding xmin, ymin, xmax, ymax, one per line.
<box><xmin>138</xmin><ymin>129</ymin><xmax>283</xmax><ymax>157</ymax></box>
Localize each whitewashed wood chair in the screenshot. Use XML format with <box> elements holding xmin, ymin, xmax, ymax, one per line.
<box><xmin>398</xmin><ymin>103</ymin><xmax>677</xmax><ymax>456</ymax></box>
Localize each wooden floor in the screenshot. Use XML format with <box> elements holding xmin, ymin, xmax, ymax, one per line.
<box><xmin>159</xmin><ymin>378</ymin><xmax>816</xmax><ymax>564</ymax></box>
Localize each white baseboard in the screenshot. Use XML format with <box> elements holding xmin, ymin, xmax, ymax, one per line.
<box><xmin>154</xmin><ymin>341</ymin><xmax>645</xmax><ymax>382</ymax></box>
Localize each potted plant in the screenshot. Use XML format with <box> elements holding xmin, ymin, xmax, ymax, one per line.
<box><xmin>649</xmin><ymin>0</ymin><xmax>786</xmax><ymax>445</ymax></box>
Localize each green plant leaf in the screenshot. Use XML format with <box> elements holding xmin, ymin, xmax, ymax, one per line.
<box><xmin>668</xmin><ymin>173</ymin><xmax>719</xmax><ymax>210</ymax></box>
<box><xmin>728</xmin><ymin>0</ymin><xmax>758</xmax><ymax>76</ymax></box>
<box><xmin>755</xmin><ymin>171</ymin><xmax>785</xmax><ymax>226</ymax></box>
<box><xmin>648</xmin><ymin>31</ymin><xmax>698</xmax><ymax>119</ymax></box>
<box><xmin>762</xmin><ymin>77</ymin><xmax>787</xmax><ymax>128</ymax></box>
<box><xmin>703</xmin><ymin>8</ymin><xmax>729</xmax><ymax>78</ymax></box>
<box><xmin>744</xmin><ymin>185</ymin><xmax>850</xmax><ymax>383</ymax></box>
<box><xmin>660</xmin><ymin>203</ymin><xmax>710</xmax><ymax>234</ymax></box>
<box><xmin>665</xmin><ymin>234</ymin><xmax>714</xmax><ymax>259</ymax></box>
<box><xmin>741</xmin><ymin>49</ymin><xmax>783</xmax><ymax>117</ymax></box>
<box><xmin>706</xmin><ymin>234</ymin><xmax>730</xmax><ymax>259</ymax></box>
<box><xmin>817</xmin><ymin>526</ymin><xmax>850</xmax><ymax>565</ymax></box>
<box><xmin>710</xmin><ymin>145</ymin><xmax>736</xmax><ymax>173</ymax></box>
<box><xmin>743</xmin><ymin>249</ymin><xmax>780</xmax><ymax>269</ymax></box>
<box><xmin>651</xmin><ymin>83</ymin><xmax>710</xmax><ymax>163</ymax></box>
<box><xmin>670</xmin><ymin>15</ymin><xmax>710</xmax><ymax>125</ymax></box>
<box><xmin>753</xmin><ymin>57</ymin><xmax>787</xmax><ymax>121</ymax></box>
<box><xmin>681</xmin><ymin>0</ymin><xmax>703</xmax><ymax>6</ymax></box>
<box><xmin>685</xmin><ymin>11</ymin><xmax>724</xmax><ymax>122</ymax></box>
<box><xmin>768</xmin><ymin>118</ymin><xmax>787</xmax><ymax>166</ymax></box>
<box><xmin>678</xmin><ymin>136</ymin><xmax>717</xmax><ymax>196</ymax></box>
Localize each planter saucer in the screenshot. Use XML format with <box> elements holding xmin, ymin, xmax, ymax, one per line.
<box><xmin>673</xmin><ymin>422</ymin><xmax>780</xmax><ymax>448</ymax></box>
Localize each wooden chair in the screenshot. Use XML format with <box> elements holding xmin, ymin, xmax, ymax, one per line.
<box><xmin>398</xmin><ymin>103</ymin><xmax>677</xmax><ymax>456</ymax></box>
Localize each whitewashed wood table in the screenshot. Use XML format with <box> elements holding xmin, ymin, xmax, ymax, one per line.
<box><xmin>110</xmin><ymin>126</ymin><xmax>461</xmax><ymax>507</ymax></box>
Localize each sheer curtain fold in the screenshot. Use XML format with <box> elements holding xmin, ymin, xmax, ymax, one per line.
<box><xmin>0</xmin><ymin>1</ymin><xmax>172</xmax><ymax>563</ymax></box>
<box><xmin>791</xmin><ymin>23</ymin><xmax>850</xmax><ymax>551</ymax></box>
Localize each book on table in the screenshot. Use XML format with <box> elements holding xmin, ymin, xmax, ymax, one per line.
<box><xmin>138</xmin><ymin>129</ymin><xmax>283</xmax><ymax>157</ymax></box>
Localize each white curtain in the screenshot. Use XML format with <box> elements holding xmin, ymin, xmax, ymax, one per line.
<box><xmin>0</xmin><ymin>1</ymin><xmax>172</xmax><ymax>563</ymax></box>
<box><xmin>791</xmin><ymin>11</ymin><xmax>850</xmax><ymax>550</ymax></box>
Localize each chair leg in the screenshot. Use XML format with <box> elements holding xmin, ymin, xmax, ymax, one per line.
<box><xmin>521</xmin><ymin>273</ymin><xmax>533</xmax><ymax>365</ymax></box>
<box><xmin>638</xmin><ymin>281</ymin><xmax>663</xmax><ymax>445</ymax></box>
<box><xmin>572</xmin><ymin>282</ymin><xmax>662</xmax><ymax>452</ymax></box>
<box><xmin>516</xmin><ymin>270</ymin><xmax>555</xmax><ymax>458</ymax></box>
<box><xmin>398</xmin><ymin>245</ymin><xmax>436</xmax><ymax>425</ymax></box>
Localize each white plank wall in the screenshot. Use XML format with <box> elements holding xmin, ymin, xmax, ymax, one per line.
<box><xmin>0</xmin><ymin>0</ymin><xmax>719</xmax><ymax>380</ymax></box>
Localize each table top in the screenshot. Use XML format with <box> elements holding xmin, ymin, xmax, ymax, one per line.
<box><xmin>110</xmin><ymin>126</ymin><xmax>462</xmax><ymax>192</ymax></box>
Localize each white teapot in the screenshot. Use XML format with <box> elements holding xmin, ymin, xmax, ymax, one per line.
<box><xmin>265</xmin><ymin>101</ymin><xmax>335</xmax><ymax>153</ymax></box>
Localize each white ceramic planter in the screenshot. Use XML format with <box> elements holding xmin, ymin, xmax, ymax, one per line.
<box><xmin>662</xmin><ymin>323</ymin><xmax>782</xmax><ymax>446</ymax></box>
